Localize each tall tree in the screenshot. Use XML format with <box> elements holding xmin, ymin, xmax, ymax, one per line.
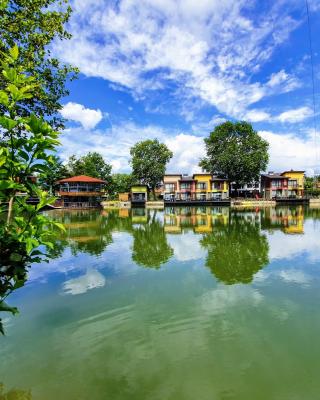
<box><xmin>200</xmin><ymin>121</ymin><xmax>269</xmax><ymax>187</ymax></box>
<box><xmin>0</xmin><ymin>0</ymin><xmax>78</xmax><ymax>129</ymax></box>
<box><xmin>66</xmin><ymin>152</ymin><xmax>112</xmax><ymax>183</ymax></box>
<box><xmin>130</xmin><ymin>139</ymin><xmax>173</xmax><ymax>198</ymax></box>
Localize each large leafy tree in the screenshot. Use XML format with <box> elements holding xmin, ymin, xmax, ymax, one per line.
<box><xmin>200</xmin><ymin>121</ymin><xmax>269</xmax><ymax>187</ymax></box>
<box><xmin>0</xmin><ymin>46</ymin><xmax>65</xmax><ymax>333</ymax></box>
<box><xmin>0</xmin><ymin>0</ymin><xmax>78</xmax><ymax>129</ymax></box>
<box><xmin>66</xmin><ymin>152</ymin><xmax>112</xmax><ymax>183</ymax></box>
<box><xmin>130</xmin><ymin>139</ymin><xmax>173</xmax><ymax>198</ymax></box>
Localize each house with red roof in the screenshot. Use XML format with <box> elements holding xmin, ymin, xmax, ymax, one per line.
<box><xmin>55</xmin><ymin>175</ymin><xmax>106</xmax><ymax>208</ymax></box>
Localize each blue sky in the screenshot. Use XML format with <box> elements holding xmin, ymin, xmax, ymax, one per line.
<box><xmin>53</xmin><ymin>0</ymin><xmax>320</xmax><ymax>175</ymax></box>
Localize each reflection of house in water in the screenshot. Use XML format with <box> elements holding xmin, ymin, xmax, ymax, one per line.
<box><xmin>164</xmin><ymin>207</ymin><xmax>229</xmax><ymax>234</ymax></box>
<box><xmin>131</xmin><ymin>207</ymin><xmax>148</xmax><ymax>224</ymax></box>
<box><xmin>261</xmin><ymin>206</ymin><xmax>304</xmax><ymax>234</ymax></box>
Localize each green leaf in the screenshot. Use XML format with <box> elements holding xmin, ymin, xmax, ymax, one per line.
<box><xmin>0</xmin><ymin>90</ymin><xmax>9</xmax><ymax>106</ymax></box>
<box><xmin>0</xmin><ymin>116</ymin><xmax>18</xmax><ymax>130</ymax></box>
<box><xmin>9</xmin><ymin>45</ymin><xmax>19</xmax><ymax>61</ymax></box>
<box><xmin>0</xmin><ymin>181</ymin><xmax>24</xmax><ymax>190</ymax></box>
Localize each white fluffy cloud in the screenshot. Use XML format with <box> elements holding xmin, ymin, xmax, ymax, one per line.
<box><xmin>61</xmin><ymin>102</ymin><xmax>103</xmax><ymax>129</ymax></box>
<box><xmin>59</xmin><ymin>123</ymin><xmax>206</xmax><ymax>173</ymax></box>
<box><xmin>53</xmin><ymin>0</ymin><xmax>303</xmax><ymax>120</ymax></box>
<box><xmin>259</xmin><ymin>129</ymin><xmax>319</xmax><ymax>174</ymax></box>
<box><xmin>58</xmin><ymin>121</ymin><xmax>319</xmax><ymax>175</ymax></box>
<box><xmin>276</xmin><ymin>106</ymin><xmax>313</xmax><ymax>123</ymax></box>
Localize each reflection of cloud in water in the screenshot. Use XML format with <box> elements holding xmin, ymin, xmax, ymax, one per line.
<box><xmin>279</xmin><ymin>270</ymin><xmax>311</xmax><ymax>285</ymax></box>
<box><xmin>167</xmin><ymin>232</ymin><xmax>206</xmax><ymax>262</ymax></box>
<box><xmin>266</xmin><ymin>220</ymin><xmax>320</xmax><ymax>262</ymax></box>
<box><xmin>27</xmin><ymin>233</ymin><xmax>136</xmax><ymax>284</ymax></box>
<box><xmin>62</xmin><ymin>269</ymin><xmax>106</xmax><ymax>295</ymax></box>
<box><xmin>255</xmin><ymin>269</ymin><xmax>311</xmax><ymax>286</ymax></box>
<box><xmin>201</xmin><ymin>285</ymin><xmax>263</xmax><ymax>315</ymax></box>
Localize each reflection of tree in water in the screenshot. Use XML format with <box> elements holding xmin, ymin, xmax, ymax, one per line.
<box><xmin>48</xmin><ymin>210</ymin><xmax>117</xmax><ymax>257</ymax></box>
<box><xmin>201</xmin><ymin>214</ymin><xmax>269</xmax><ymax>284</ymax></box>
<box><xmin>132</xmin><ymin>210</ymin><xmax>173</xmax><ymax>268</ymax></box>
<box><xmin>0</xmin><ymin>234</ymin><xmax>43</xmax><ymax>334</ymax></box>
<box><xmin>0</xmin><ymin>210</ymin><xmax>117</xmax><ymax>333</ymax></box>
<box><xmin>0</xmin><ymin>383</ymin><xmax>31</xmax><ymax>399</ymax></box>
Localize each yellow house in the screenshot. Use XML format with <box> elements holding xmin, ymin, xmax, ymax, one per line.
<box><xmin>281</xmin><ymin>170</ymin><xmax>305</xmax><ymax>197</ymax></box>
<box><xmin>193</xmin><ymin>174</ymin><xmax>229</xmax><ymax>200</ymax></box>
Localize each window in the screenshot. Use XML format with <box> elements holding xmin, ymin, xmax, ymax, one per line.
<box><xmin>197</xmin><ymin>182</ymin><xmax>207</xmax><ymax>190</ymax></box>
<box><xmin>212</xmin><ymin>182</ymin><xmax>223</xmax><ymax>190</ymax></box>
<box><xmin>288</xmin><ymin>179</ymin><xmax>298</xmax><ymax>187</ymax></box>
<box><xmin>180</xmin><ymin>183</ymin><xmax>191</xmax><ymax>190</ymax></box>
<box><xmin>271</xmin><ymin>180</ymin><xmax>282</xmax><ymax>188</ymax></box>
<box><xmin>165</xmin><ymin>183</ymin><xmax>175</xmax><ymax>192</ymax></box>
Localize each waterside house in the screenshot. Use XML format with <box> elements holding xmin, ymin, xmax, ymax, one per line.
<box><xmin>162</xmin><ymin>174</ymin><xmax>229</xmax><ymax>202</ymax></box>
<box><xmin>130</xmin><ymin>185</ymin><xmax>148</xmax><ymax>205</ymax></box>
<box><xmin>55</xmin><ymin>175</ymin><xmax>106</xmax><ymax>208</ymax></box>
<box><xmin>261</xmin><ymin>170</ymin><xmax>305</xmax><ymax>199</ymax></box>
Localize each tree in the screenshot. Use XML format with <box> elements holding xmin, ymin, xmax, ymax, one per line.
<box><xmin>109</xmin><ymin>173</ymin><xmax>134</xmax><ymax>198</ymax></box>
<box><xmin>200</xmin><ymin>121</ymin><xmax>269</xmax><ymax>187</ymax></box>
<box><xmin>130</xmin><ymin>139</ymin><xmax>173</xmax><ymax>199</ymax></box>
<box><xmin>38</xmin><ymin>155</ymin><xmax>69</xmax><ymax>194</ymax></box>
<box><xmin>0</xmin><ymin>0</ymin><xmax>78</xmax><ymax>130</ymax></box>
<box><xmin>0</xmin><ymin>46</ymin><xmax>64</xmax><ymax>334</ymax></box>
<box><xmin>66</xmin><ymin>152</ymin><xmax>112</xmax><ymax>183</ymax></box>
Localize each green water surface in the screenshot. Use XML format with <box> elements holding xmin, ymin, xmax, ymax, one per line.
<box><xmin>1</xmin><ymin>206</ymin><xmax>320</xmax><ymax>400</ymax></box>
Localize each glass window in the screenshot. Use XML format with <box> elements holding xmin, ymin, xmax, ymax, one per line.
<box><xmin>165</xmin><ymin>183</ymin><xmax>175</xmax><ymax>192</ymax></box>
<box><xmin>197</xmin><ymin>182</ymin><xmax>207</xmax><ymax>190</ymax></box>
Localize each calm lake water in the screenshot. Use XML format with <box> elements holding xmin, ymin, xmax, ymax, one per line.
<box><xmin>1</xmin><ymin>205</ymin><xmax>320</xmax><ymax>400</ymax></box>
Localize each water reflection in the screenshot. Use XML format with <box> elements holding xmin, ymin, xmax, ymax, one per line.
<box><xmin>132</xmin><ymin>210</ymin><xmax>173</xmax><ymax>268</ymax></box>
<box><xmin>1</xmin><ymin>205</ymin><xmax>317</xmax><ymax>332</ymax></box>
<box><xmin>201</xmin><ymin>213</ymin><xmax>269</xmax><ymax>284</ymax></box>
<box><xmin>0</xmin><ymin>383</ymin><xmax>31</xmax><ymax>400</ymax></box>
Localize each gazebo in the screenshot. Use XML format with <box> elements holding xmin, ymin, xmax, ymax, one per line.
<box><xmin>55</xmin><ymin>175</ymin><xmax>106</xmax><ymax>208</ymax></box>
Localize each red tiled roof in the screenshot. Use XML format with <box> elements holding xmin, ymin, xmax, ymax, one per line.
<box><xmin>56</xmin><ymin>175</ymin><xmax>106</xmax><ymax>184</ymax></box>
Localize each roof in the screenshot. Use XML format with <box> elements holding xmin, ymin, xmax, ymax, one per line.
<box><xmin>164</xmin><ymin>174</ymin><xmax>182</xmax><ymax>177</ymax></box>
<box><xmin>261</xmin><ymin>173</ymin><xmax>287</xmax><ymax>179</ymax></box>
<box><xmin>56</xmin><ymin>175</ymin><xmax>106</xmax><ymax>184</ymax></box>
<box><xmin>281</xmin><ymin>170</ymin><xmax>305</xmax><ymax>174</ymax></box>
<box><xmin>211</xmin><ymin>176</ymin><xmax>229</xmax><ymax>181</ymax></box>
<box><xmin>180</xmin><ymin>176</ymin><xmax>194</xmax><ymax>181</ymax></box>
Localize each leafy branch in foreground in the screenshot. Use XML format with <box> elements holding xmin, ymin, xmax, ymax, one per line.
<box><xmin>0</xmin><ymin>45</ymin><xmax>65</xmax><ymax>334</ymax></box>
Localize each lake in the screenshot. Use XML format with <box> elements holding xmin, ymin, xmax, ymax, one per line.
<box><xmin>1</xmin><ymin>205</ymin><xmax>320</xmax><ymax>400</ymax></box>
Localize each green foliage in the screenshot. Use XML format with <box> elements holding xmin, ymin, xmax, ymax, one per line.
<box><xmin>130</xmin><ymin>139</ymin><xmax>173</xmax><ymax>197</ymax></box>
<box><xmin>66</xmin><ymin>152</ymin><xmax>112</xmax><ymax>183</ymax></box>
<box><xmin>201</xmin><ymin>213</ymin><xmax>269</xmax><ymax>284</ymax></box>
<box><xmin>131</xmin><ymin>210</ymin><xmax>173</xmax><ymax>268</ymax></box>
<box><xmin>109</xmin><ymin>173</ymin><xmax>134</xmax><ymax>198</ymax></box>
<box><xmin>200</xmin><ymin>121</ymin><xmax>269</xmax><ymax>186</ymax></box>
<box><xmin>0</xmin><ymin>0</ymin><xmax>78</xmax><ymax>130</ymax></box>
<box><xmin>0</xmin><ymin>46</ymin><xmax>65</xmax><ymax>333</ymax></box>
<box><xmin>0</xmin><ymin>383</ymin><xmax>32</xmax><ymax>400</ymax></box>
<box><xmin>38</xmin><ymin>155</ymin><xmax>69</xmax><ymax>193</ymax></box>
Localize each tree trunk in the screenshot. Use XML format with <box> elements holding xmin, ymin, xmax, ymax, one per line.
<box><xmin>6</xmin><ymin>195</ymin><xmax>14</xmax><ymax>225</ymax></box>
